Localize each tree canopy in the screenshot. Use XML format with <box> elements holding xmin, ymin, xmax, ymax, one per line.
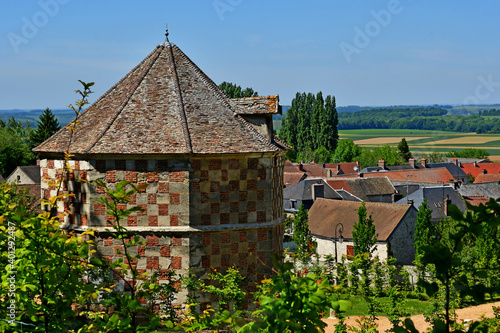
<box><xmin>218</xmin><ymin>81</ymin><xmax>258</xmax><ymax>98</ymax></box>
<box><xmin>352</xmin><ymin>202</ymin><xmax>377</xmax><ymax>256</ymax></box>
<box><xmin>279</xmin><ymin>92</ymin><xmax>338</xmax><ymax>161</ymax></box>
<box><xmin>397</xmin><ymin>138</ymin><xmax>412</xmax><ymax>162</ymax></box>
<box><xmin>29</xmin><ymin>108</ymin><xmax>61</xmax><ymax>148</ymax></box>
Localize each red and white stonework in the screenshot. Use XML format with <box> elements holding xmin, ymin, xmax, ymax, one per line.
<box><xmin>35</xmin><ymin>31</ymin><xmax>288</xmax><ymax>308</ymax></box>
<box><xmin>39</xmin><ymin>153</ymin><xmax>285</xmax><ymax>307</ymax></box>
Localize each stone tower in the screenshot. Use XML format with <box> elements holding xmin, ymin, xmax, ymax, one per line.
<box><xmin>33</xmin><ymin>30</ymin><xmax>287</xmax><ymax>308</ymax></box>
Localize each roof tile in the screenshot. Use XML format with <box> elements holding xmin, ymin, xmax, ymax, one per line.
<box><xmin>34</xmin><ymin>42</ymin><xmax>283</xmax><ymax>155</ymax></box>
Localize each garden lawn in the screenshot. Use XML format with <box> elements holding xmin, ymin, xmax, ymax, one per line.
<box><xmin>339</xmin><ymin>296</ymin><xmax>433</xmax><ymax>317</ymax></box>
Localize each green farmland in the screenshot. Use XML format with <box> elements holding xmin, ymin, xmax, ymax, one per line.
<box><xmin>339</xmin><ymin>129</ymin><xmax>500</xmax><ymax>161</ymax></box>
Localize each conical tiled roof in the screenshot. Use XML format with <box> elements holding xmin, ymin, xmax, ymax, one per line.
<box><xmin>34</xmin><ymin>36</ymin><xmax>284</xmax><ymax>155</ymax></box>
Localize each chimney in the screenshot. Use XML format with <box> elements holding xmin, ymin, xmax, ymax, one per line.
<box><xmin>421</xmin><ymin>158</ymin><xmax>427</xmax><ymax>168</ymax></box>
<box><xmin>409</xmin><ymin>158</ymin><xmax>416</xmax><ymax>168</ymax></box>
<box><xmin>299</xmin><ymin>162</ymin><xmax>304</xmax><ymax>171</ymax></box>
<box><xmin>407</xmin><ymin>199</ymin><xmax>414</xmax><ymax>205</ymax></box>
<box><xmin>444</xmin><ymin>194</ymin><xmax>450</xmax><ymax>216</ymax></box>
<box><xmin>378</xmin><ymin>159</ymin><xmax>386</xmax><ymax>169</ymax></box>
<box><xmin>474</xmin><ymin>161</ymin><xmax>478</xmax><ymax>167</ymax></box>
<box><xmin>482</xmin><ymin>169</ymin><xmax>487</xmax><ymax>174</ymax></box>
<box><xmin>312</xmin><ymin>183</ymin><xmax>324</xmax><ymax>201</ymax></box>
<box><xmin>449</xmin><ymin>179</ymin><xmax>457</xmax><ymax>190</ymax></box>
<box><xmin>451</xmin><ymin>158</ymin><xmax>458</xmax><ymax>166</ymax></box>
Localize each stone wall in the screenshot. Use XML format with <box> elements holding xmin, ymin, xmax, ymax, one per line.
<box><xmin>39</xmin><ymin>153</ymin><xmax>285</xmax><ymax>308</ymax></box>
<box><xmin>388</xmin><ymin>207</ymin><xmax>417</xmax><ymax>265</ymax></box>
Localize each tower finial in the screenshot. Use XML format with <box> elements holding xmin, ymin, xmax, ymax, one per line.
<box><xmin>165</xmin><ymin>23</ymin><xmax>169</xmax><ymax>42</ymax></box>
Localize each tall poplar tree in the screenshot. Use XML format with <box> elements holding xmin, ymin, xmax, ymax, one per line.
<box><xmin>311</xmin><ymin>92</ymin><xmax>324</xmax><ymax>150</ymax></box>
<box><xmin>324</xmin><ymin>95</ymin><xmax>339</xmax><ymax>152</ymax></box>
<box><xmin>279</xmin><ymin>92</ymin><xmax>339</xmax><ymax>161</ymax></box>
<box><xmin>297</xmin><ymin>93</ymin><xmax>313</xmax><ymax>154</ymax></box>
<box><xmin>280</xmin><ymin>93</ymin><xmax>301</xmax><ymax>150</ymax></box>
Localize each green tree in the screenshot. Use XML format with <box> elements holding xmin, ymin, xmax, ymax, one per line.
<box><xmin>296</xmin><ymin>93</ymin><xmax>313</xmax><ymax>154</ymax></box>
<box><xmin>323</xmin><ymin>94</ymin><xmax>338</xmax><ymax>152</ymax></box>
<box><xmin>0</xmin><ymin>183</ymin><xmax>95</xmax><ymax>332</ymax></box>
<box><xmin>418</xmin><ymin>202</ymin><xmax>500</xmax><ymax>333</ymax></box>
<box><xmin>397</xmin><ymin>137</ymin><xmax>412</xmax><ymax>162</ymax></box>
<box><xmin>279</xmin><ymin>92</ymin><xmax>338</xmax><ymax>162</ymax></box>
<box><xmin>414</xmin><ymin>200</ymin><xmax>435</xmax><ymax>289</ymax></box>
<box><xmin>218</xmin><ymin>81</ymin><xmax>258</xmax><ymax>98</ymax></box>
<box><xmin>332</xmin><ymin>139</ymin><xmax>362</xmax><ymax>163</ymax></box>
<box><xmin>0</xmin><ymin>126</ymin><xmax>36</xmax><ymax>177</ymax></box>
<box><xmin>238</xmin><ymin>261</ymin><xmax>337</xmax><ymax>333</ymax></box>
<box><xmin>311</xmin><ymin>92</ymin><xmax>324</xmax><ymax>150</ymax></box>
<box><xmin>280</xmin><ymin>93</ymin><xmax>300</xmax><ymax>151</ymax></box>
<box><xmin>352</xmin><ymin>202</ymin><xmax>377</xmax><ymax>257</ymax></box>
<box><xmin>30</xmin><ymin>108</ymin><xmax>61</xmax><ymax>148</ymax></box>
<box><xmin>292</xmin><ymin>203</ymin><xmax>314</xmax><ymax>262</ymax></box>
<box><xmin>445</xmin><ymin>148</ymin><xmax>490</xmax><ymax>159</ymax></box>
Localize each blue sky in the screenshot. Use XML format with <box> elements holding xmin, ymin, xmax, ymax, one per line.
<box><xmin>1</xmin><ymin>1</ymin><xmax>500</xmax><ymax>109</ymax></box>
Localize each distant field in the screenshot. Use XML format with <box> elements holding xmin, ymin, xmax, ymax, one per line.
<box><xmin>339</xmin><ymin>129</ymin><xmax>500</xmax><ymax>161</ymax></box>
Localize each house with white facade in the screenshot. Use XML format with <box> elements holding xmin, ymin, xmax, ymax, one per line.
<box><xmin>308</xmin><ymin>198</ymin><xmax>417</xmax><ymax>265</ymax></box>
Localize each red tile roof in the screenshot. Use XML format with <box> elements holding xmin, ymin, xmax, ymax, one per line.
<box><xmin>34</xmin><ymin>39</ymin><xmax>284</xmax><ymax>156</ymax></box>
<box><xmin>324</xmin><ymin>162</ymin><xmax>360</xmax><ymax>175</ymax></box>
<box><xmin>461</xmin><ymin>162</ymin><xmax>500</xmax><ymax>178</ymax></box>
<box><xmin>308</xmin><ymin>198</ymin><xmax>413</xmax><ymax>241</ymax></box>
<box><xmin>473</xmin><ymin>173</ymin><xmax>500</xmax><ymax>184</ymax></box>
<box><xmin>361</xmin><ymin>167</ymin><xmax>455</xmax><ymax>184</ymax></box>
<box><xmin>462</xmin><ymin>195</ymin><xmax>490</xmax><ymax>206</ymax></box>
<box><xmin>284</xmin><ymin>160</ymin><xmax>301</xmax><ymax>173</ymax></box>
<box><xmin>284</xmin><ymin>172</ymin><xmax>307</xmax><ymax>188</ymax></box>
<box><xmin>300</xmin><ymin>163</ymin><xmax>327</xmax><ymax>178</ymax></box>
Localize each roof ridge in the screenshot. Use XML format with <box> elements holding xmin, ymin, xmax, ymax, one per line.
<box><xmin>166</xmin><ymin>45</ymin><xmax>192</xmax><ymax>153</ymax></box>
<box><xmin>172</xmin><ymin>45</ymin><xmax>235</xmax><ymax>112</ymax></box>
<box><xmin>84</xmin><ymin>47</ymin><xmax>163</xmax><ymax>153</ymax></box>
<box><xmin>172</xmin><ymin>45</ymin><xmax>279</xmax><ymax>152</ymax></box>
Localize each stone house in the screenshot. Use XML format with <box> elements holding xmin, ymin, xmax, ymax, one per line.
<box><xmin>7</xmin><ymin>165</ymin><xmax>40</xmax><ymax>185</ymax></box>
<box><xmin>33</xmin><ymin>31</ymin><xmax>287</xmax><ymax>308</ymax></box>
<box><xmin>396</xmin><ymin>185</ymin><xmax>467</xmax><ymax>222</ymax></box>
<box><xmin>327</xmin><ymin>176</ymin><xmax>396</xmax><ymax>203</ymax></box>
<box><xmin>308</xmin><ymin>198</ymin><xmax>417</xmax><ymax>265</ymax></box>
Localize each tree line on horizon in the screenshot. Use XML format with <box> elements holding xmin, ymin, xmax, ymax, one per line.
<box><xmin>338</xmin><ymin>107</ymin><xmax>500</xmax><ymax>134</ymax></box>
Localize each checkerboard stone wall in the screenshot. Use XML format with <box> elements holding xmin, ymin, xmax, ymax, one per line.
<box><xmin>38</xmin><ymin>153</ymin><xmax>285</xmax><ymax>308</ymax></box>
